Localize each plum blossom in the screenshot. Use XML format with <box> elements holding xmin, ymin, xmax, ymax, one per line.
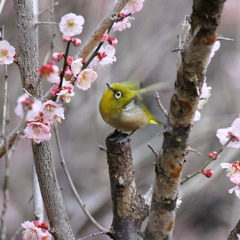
<box><xmin>221</xmin><ymin>162</ymin><xmax>240</xmax><ymax>186</ymax></box>
<box><xmin>197</xmin><ymin>81</ymin><xmax>212</xmax><ymax>110</ymax></box>
<box><xmin>76</xmin><ymin>69</ymin><xmax>97</xmax><ymax>90</ymax></box>
<box><xmin>89</xmin><ymin>45</ymin><xmax>116</xmax><ymax>68</ymax></box>
<box><xmin>14</xmin><ymin>94</ymin><xmax>43</xmax><ymax>121</ymax></box>
<box><xmin>113</xmin><ymin>10</ymin><xmax>134</xmax><ymax>32</ymax></box>
<box><xmin>71</xmin><ymin>58</ymin><xmax>83</xmax><ymax>77</ymax></box>
<box><xmin>22</xmin><ymin>221</ymin><xmax>52</xmax><ymax>240</ymax></box>
<box><xmin>42</xmin><ymin>100</ymin><xmax>65</xmax><ymax>123</ymax></box>
<box><xmin>0</xmin><ymin>40</ymin><xmax>15</xmax><ymax>65</ymax></box>
<box><xmin>24</xmin><ymin>122</ymin><xmax>51</xmax><ymax>144</ymax></box>
<box><xmin>216</xmin><ymin>117</ymin><xmax>240</xmax><ymax>148</ymax></box>
<box><xmin>100</xmin><ymin>31</ymin><xmax>118</xmax><ymax>46</ymax></box>
<box><xmin>124</xmin><ymin>0</ymin><xmax>145</xmax><ymax>14</ymax></box>
<box><xmin>59</xmin><ymin>13</ymin><xmax>85</xmax><ymax>39</ymax></box>
<box><xmin>38</xmin><ymin>62</ymin><xmax>60</xmax><ymax>85</ymax></box>
<box><xmin>193</xmin><ymin>79</ymin><xmax>212</xmax><ymax>122</ymax></box>
<box><xmin>57</xmin><ymin>79</ymin><xmax>75</xmax><ymax>103</ymax></box>
<box><xmin>207</xmin><ymin>40</ymin><xmax>220</xmax><ymax>66</ymax></box>
<box><xmin>221</xmin><ymin>161</ymin><xmax>240</xmax><ymax>199</ymax></box>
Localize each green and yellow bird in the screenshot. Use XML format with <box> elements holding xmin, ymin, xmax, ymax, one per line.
<box><xmin>99</xmin><ymin>82</ymin><xmax>165</xmax><ymax>132</ymax></box>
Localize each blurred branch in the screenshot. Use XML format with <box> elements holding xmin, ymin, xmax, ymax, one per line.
<box><xmin>13</xmin><ymin>0</ymin><xmax>75</xmax><ymax>239</ymax></box>
<box><xmin>227</xmin><ymin>219</ymin><xmax>240</xmax><ymax>240</ymax></box>
<box><xmin>77</xmin><ymin>0</ymin><xmax>129</xmax><ymax>60</ymax></box>
<box><xmin>0</xmin><ymin>50</ymin><xmax>9</xmax><ymax>240</ymax></box>
<box><xmin>53</xmin><ymin>126</ymin><xmax>108</xmax><ymax>233</ymax></box>
<box><xmin>145</xmin><ymin>0</ymin><xmax>226</xmax><ymax>239</ymax></box>
<box><xmin>106</xmin><ymin>130</ymin><xmax>149</xmax><ymax>239</ymax></box>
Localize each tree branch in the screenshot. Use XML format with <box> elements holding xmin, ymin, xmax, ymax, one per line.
<box><xmin>145</xmin><ymin>0</ymin><xmax>226</xmax><ymax>239</ymax></box>
<box><xmin>13</xmin><ymin>0</ymin><xmax>74</xmax><ymax>239</ymax></box>
<box><xmin>77</xmin><ymin>0</ymin><xmax>129</xmax><ymax>60</ymax></box>
<box><xmin>106</xmin><ymin>130</ymin><xmax>149</xmax><ymax>240</ymax></box>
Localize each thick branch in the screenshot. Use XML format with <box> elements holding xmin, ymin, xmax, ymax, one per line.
<box><xmin>78</xmin><ymin>0</ymin><xmax>129</xmax><ymax>60</ymax></box>
<box><xmin>145</xmin><ymin>0</ymin><xmax>226</xmax><ymax>239</ymax></box>
<box><xmin>14</xmin><ymin>0</ymin><xmax>74</xmax><ymax>239</ymax></box>
<box><xmin>106</xmin><ymin>131</ymin><xmax>149</xmax><ymax>240</ymax></box>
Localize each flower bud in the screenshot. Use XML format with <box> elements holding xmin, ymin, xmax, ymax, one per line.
<box><xmin>208</xmin><ymin>151</ymin><xmax>218</xmax><ymax>160</ymax></box>
<box><xmin>71</xmin><ymin>37</ymin><xmax>82</xmax><ymax>47</ymax></box>
<box><xmin>201</xmin><ymin>169</ymin><xmax>214</xmax><ymax>178</ymax></box>
<box><xmin>107</xmin><ymin>37</ymin><xmax>118</xmax><ymax>46</ymax></box>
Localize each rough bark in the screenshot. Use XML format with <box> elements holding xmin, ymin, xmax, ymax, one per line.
<box><xmin>227</xmin><ymin>220</ymin><xmax>240</xmax><ymax>240</ymax></box>
<box><xmin>106</xmin><ymin>131</ymin><xmax>149</xmax><ymax>240</ymax></box>
<box><xmin>14</xmin><ymin>0</ymin><xmax>75</xmax><ymax>239</ymax></box>
<box><xmin>145</xmin><ymin>0</ymin><xmax>226</xmax><ymax>239</ymax></box>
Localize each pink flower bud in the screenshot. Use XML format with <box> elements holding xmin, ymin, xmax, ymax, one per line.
<box><xmin>208</xmin><ymin>151</ymin><xmax>218</xmax><ymax>160</ymax></box>
<box><xmin>201</xmin><ymin>169</ymin><xmax>214</xmax><ymax>178</ymax></box>
<box><xmin>37</xmin><ymin>220</ymin><xmax>48</xmax><ymax>230</ymax></box>
<box><xmin>52</xmin><ymin>52</ymin><xmax>64</xmax><ymax>62</ymax></box>
<box><xmin>71</xmin><ymin>37</ymin><xmax>82</xmax><ymax>47</ymax></box>
<box><xmin>66</xmin><ymin>56</ymin><xmax>73</xmax><ymax>65</ymax></box>
<box><xmin>107</xmin><ymin>37</ymin><xmax>118</xmax><ymax>46</ymax></box>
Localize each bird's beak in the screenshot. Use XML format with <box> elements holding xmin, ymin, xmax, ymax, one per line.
<box><xmin>106</xmin><ymin>83</ymin><xmax>114</xmax><ymax>92</ymax></box>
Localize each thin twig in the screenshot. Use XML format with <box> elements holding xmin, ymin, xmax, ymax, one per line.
<box><xmin>53</xmin><ymin>125</ymin><xmax>108</xmax><ymax>232</ymax></box>
<box><xmin>154</xmin><ymin>92</ymin><xmax>168</xmax><ymax>117</ymax></box>
<box><xmin>0</xmin><ymin>60</ymin><xmax>9</xmax><ymax>240</ymax></box>
<box><xmin>77</xmin><ymin>231</ymin><xmax>109</xmax><ymax>240</ymax></box>
<box><xmin>50</xmin><ymin>0</ymin><xmax>56</xmax><ymax>56</ymax></box>
<box><xmin>35</xmin><ymin>22</ymin><xmax>58</xmax><ymax>25</ymax></box>
<box><xmin>33</xmin><ymin>165</ymin><xmax>44</xmax><ymax>220</ymax></box>
<box><xmin>181</xmin><ymin>136</ymin><xmax>235</xmax><ymax>184</ymax></box>
<box><xmin>37</xmin><ymin>1</ymin><xmax>59</xmax><ymax>17</ymax></box>
<box><xmin>147</xmin><ymin>143</ymin><xmax>159</xmax><ymax>159</ymax></box>
<box><xmin>99</xmin><ymin>145</ymin><xmax>107</xmax><ymax>152</ymax></box>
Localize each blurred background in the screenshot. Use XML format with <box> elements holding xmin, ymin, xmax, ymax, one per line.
<box><xmin>0</xmin><ymin>0</ymin><xmax>240</xmax><ymax>239</ymax></box>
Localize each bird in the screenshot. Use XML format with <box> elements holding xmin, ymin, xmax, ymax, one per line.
<box><xmin>99</xmin><ymin>81</ymin><xmax>165</xmax><ymax>133</ymax></box>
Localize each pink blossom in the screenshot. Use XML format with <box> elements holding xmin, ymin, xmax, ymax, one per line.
<box><xmin>124</xmin><ymin>0</ymin><xmax>145</xmax><ymax>14</ymax></box>
<box><xmin>221</xmin><ymin>161</ymin><xmax>240</xmax><ymax>185</ymax></box>
<box><xmin>57</xmin><ymin>79</ymin><xmax>75</xmax><ymax>103</ymax></box>
<box><xmin>22</xmin><ymin>221</ymin><xmax>52</xmax><ymax>240</ymax></box>
<box><xmin>100</xmin><ymin>30</ymin><xmax>109</xmax><ymax>42</ymax></box>
<box><xmin>24</xmin><ymin>122</ymin><xmax>51</xmax><ymax>143</ymax></box>
<box><xmin>197</xmin><ymin>80</ymin><xmax>212</xmax><ymax>110</ymax></box>
<box><xmin>76</xmin><ymin>69</ymin><xmax>97</xmax><ymax>90</ymax></box>
<box><xmin>113</xmin><ymin>10</ymin><xmax>134</xmax><ymax>32</ymax></box>
<box><xmin>0</xmin><ymin>40</ymin><xmax>16</xmax><ymax>65</ymax></box>
<box><xmin>38</xmin><ymin>62</ymin><xmax>60</xmax><ymax>85</ymax></box>
<box><xmin>59</xmin><ymin>13</ymin><xmax>85</xmax><ymax>39</ymax></box>
<box><xmin>15</xmin><ymin>94</ymin><xmax>43</xmax><ymax>121</ymax></box>
<box><xmin>42</xmin><ymin>100</ymin><xmax>65</xmax><ymax>123</ymax></box>
<box><xmin>193</xmin><ymin>110</ymin><xmax>201</xmax><ymax>122</ymax></box>
<box><xmin>207</xmin><ymin>40</ymin><xmax>220</xmax><ymax>66</ymax></box>
<box><xmin>216</xmin><ymin>117</ymin><xmax>240</xmax><ymax>148</ymax></box>
<box><xmin>71</xmin><ymin>58</ymin><xmax>83</xmax><ymax>77</ymax></box>
<box><xmin>89</xmin><ymin>45</ymin><xmax>116</xmax><ymax>68</ymax></box>
<box><xmin>229</xmin><ymin>185</ymin><xmax>240</xmax><ymax>199</ymax></box>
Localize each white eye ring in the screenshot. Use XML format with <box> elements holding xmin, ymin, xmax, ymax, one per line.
<box><xmin>114</xmin><ymin>91</ymin><xmax>122</xmax><ymax>99</ymax></box>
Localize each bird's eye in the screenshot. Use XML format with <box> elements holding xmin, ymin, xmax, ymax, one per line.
<box><xmin>114</xmin><ymin>91</ymin><xmax>122</xmax><ymax>99</ymax></box>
